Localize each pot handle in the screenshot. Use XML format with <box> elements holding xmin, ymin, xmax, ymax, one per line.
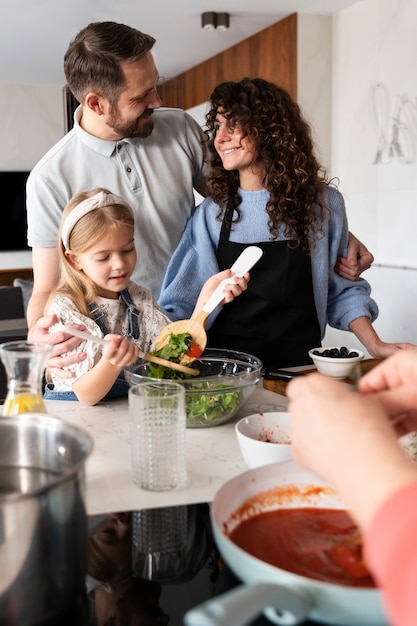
<box><xmin>184</xmin><ymin>582</ymin><xmax>314</xmax><ymax>626</ymax></box>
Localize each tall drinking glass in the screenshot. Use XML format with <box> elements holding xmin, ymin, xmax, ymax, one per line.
<box><xmin>129</xmin><ymin>381</ymin><xmax>187</xmax><ymax>491</ymax></box>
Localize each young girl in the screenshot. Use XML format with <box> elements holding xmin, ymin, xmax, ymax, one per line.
<box><xmin>44</xmin><ymin>188</ymin><xmax>248</xmax><ymax>405</ymax></box>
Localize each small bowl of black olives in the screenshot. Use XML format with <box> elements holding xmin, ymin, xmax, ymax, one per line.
<box><xmin>308</xmin><ymin>346</ymin><xmax>365</xmax><ymax>379</ymax></box>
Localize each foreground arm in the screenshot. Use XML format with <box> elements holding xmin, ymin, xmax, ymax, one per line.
<box><xmin>335</xmin><ymin>232</ymin><xmax>374</xmax><ymax>281</ymax></box>
<box><xmin>287</xmin><ymin>362</ymin><xmax>417</xmax><ymax>626</ymax></box>
<box><xmin>27</xmin><ymin>247</ymin><xmax>60</xmax><ymax>334</ymax></box>
<box><xmin>27</xmin><ymin>247</ymin><xmax>87</xmax><ymax>376</ymax></box>
<box><xmin>349</xmin><ymin>316</ymin><xmax>417</xmax><ymax>358</ymax></box>
<box><xmin>287</xmin><ymin>373</ymin><xmax>417</xmax><ymax>529</ymax></box>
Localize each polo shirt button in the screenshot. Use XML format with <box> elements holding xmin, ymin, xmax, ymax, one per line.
<box><xmin>117</xmin><ymin>144</ymin><xmax>122</xmax><ymax>150</ymax></box>
<box><xmin>126</xmin><ymin>167</ymin><xmax>132</xmax><ymax>173</ymax></box>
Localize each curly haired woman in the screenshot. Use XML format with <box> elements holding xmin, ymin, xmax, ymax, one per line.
<box><xmin>159</xmin><ymin>78</ymin><xmax>415</xmax><ymax>369</ymax></box>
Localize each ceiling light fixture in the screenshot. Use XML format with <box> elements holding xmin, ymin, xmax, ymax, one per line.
<box><xmin>201</xmin><ymin>12</ymin><xmax>230</xmax><ymax>31</ymax></box>
<box><xmin>216</xmin><ymin>12</ymin><xmax>230</xmax><ymax>31</ymax></box>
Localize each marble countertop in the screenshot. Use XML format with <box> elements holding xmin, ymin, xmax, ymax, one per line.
<box><xmin>45</xmin><ymin>382</ymin><xmax>288</xmax><ymax>515</ymax></box>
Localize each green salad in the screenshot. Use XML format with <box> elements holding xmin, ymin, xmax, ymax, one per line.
<box><xmin>148</xmin><ymin>332</ymin><xmax>195</xmax><ymax>379</ymax></box>
<box><xmin>185</xmin><ymin>384</ymin><xmax>242</xmax><ymax>426</ymax></box>
<box><xmin>148</xmin><ymin>333</ymin><xmax>242</xmax><ymax>426</ymax></box>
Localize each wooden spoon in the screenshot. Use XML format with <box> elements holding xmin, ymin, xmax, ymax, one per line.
<box><xmin>155</xmin><ymin>246</ymin><xmax>263</xmax><ymax>363</ymax></box>
<box><xmin>57</xmin><ymin>324</ymin><xmax>200</xmax><ymax>376</ymax></box>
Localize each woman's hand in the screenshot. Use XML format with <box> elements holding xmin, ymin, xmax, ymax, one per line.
<box><xmin>193</xmin><ymin>269</ymin><xmax>249</xmax><ymax>315</ymax></box>
<box><xmin>365</xmin><ymin>340</ymin><xmax>417</xmax><ymax>360</ymax></box>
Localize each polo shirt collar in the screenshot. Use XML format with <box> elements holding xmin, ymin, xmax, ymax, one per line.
<box><xmin>73</xmin><ymin>105</ymin><xmax>140</xmax><ymax>157</ymax></box>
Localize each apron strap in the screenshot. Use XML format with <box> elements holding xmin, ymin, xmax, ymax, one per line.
<box><xmin>218</xmin><ymin>203</ymin><xmax>234</xmax><ymax>246</ymax></box>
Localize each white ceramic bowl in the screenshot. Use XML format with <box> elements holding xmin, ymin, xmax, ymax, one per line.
<box><xmin>308</xmin><ymin>347</ymin><xmax>364</xmax><ymax>379</ymax></box>
<box><xmin>235</xmin><ymin>412</ymin><xmax>292</xmax><ymax>468</ymax></box>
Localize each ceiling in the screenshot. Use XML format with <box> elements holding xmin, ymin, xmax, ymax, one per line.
<box><xmin>0</xmin><ymin>0</ymin><xmax>362</xmax><ymax>85</ymax></box>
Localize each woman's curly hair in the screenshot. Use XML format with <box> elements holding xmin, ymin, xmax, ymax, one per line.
<box><xmin>205</xmin><ymin>78</ymin><xmax>330</xmax><ymax>253</ymax></box>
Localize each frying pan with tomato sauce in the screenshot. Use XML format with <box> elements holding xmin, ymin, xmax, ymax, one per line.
<box><xmin>185</xmin><ymin>461</ymin><xmax>388</xmax><ymax>626</ymax></box>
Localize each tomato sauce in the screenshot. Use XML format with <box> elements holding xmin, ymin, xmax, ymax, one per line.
<box><xmin>229</xmin><ymin>508</ymin><xmax>376</xmax><ymax>587</ymax></box>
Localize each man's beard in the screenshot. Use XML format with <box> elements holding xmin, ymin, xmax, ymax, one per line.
<box><xmin>107</xmin><ymin>107</ymin><xmax>155</xmax><ymax>139</ymax></box>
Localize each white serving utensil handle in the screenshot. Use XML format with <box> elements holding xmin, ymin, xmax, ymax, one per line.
<box><xmin>202</xmin><ymin>246</ymin><xmax>263</xmax><ymax>315</ymax></box>
<box><xmin>57</xmin><ymin>324</ymin><xmax>147</xmax><ymax>358</ymax></box>
<box><xmin>57</xmin><ymin>324</ymin><xmax>108</xmax><ymax>346</ymax></box>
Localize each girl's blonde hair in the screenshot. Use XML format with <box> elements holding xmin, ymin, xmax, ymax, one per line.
<box><xmin>46</xmin><ymin>187</ymin><xmax>135</xmax><ymax>317</ymax></box>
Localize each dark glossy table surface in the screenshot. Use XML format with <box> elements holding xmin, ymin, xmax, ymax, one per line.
<box><xmin>58</xmin><ymin>503</ymin><xmax>355</xmax><ymax>626</ymax></box>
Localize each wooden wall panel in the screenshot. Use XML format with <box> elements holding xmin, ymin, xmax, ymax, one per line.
<box><xmin>158</xmin><ymin>13</ymin><xmax>297</xmax><ymax>110</ymax></box>
<box><xmin>0</xmin><ymin>268</ymin><xmax>33</xmax><ymax>287</ymax></box>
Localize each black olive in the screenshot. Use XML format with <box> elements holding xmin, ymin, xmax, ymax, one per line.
<box><xmin>313</xmin><ymin>347</ymin><xmax>359</xmax><ymax>359</ymax></box>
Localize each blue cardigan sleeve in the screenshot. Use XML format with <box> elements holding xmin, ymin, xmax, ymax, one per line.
<box><xmin>158</xmin><ymin>199</ymin><xmax>221</xmax><ymax>322</ymax></box>
<box><xmin>313</xmin><ymin>186</ymin><xmax>378</xmax><ymax>334</ymax></box>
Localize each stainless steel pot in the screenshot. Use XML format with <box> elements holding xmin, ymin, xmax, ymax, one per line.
<box><xmin>185</xmin><ymin>461</ymin><xmax>389</xmax><ymax>626</ymax></box>
<box><xmin>0</xmin><ymin>412</ymin><xmax>93</xmax><ymax>624</ymax></box>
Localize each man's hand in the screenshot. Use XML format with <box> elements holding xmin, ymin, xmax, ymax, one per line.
<box><xmin>335</xmin><ymin>232</ymin><xmax>374</xmax><ymax>281</ymax></box>
<box><xmin>28</xmin><ymin>314</ymin><xmax>87</xmax><ymax>378</ymax></box>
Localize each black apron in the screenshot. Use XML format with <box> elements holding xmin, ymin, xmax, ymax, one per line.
<box><xmin>208</xmin><ymin>207</ymin><xmax>322</xmax><ymax>369</ymax></box>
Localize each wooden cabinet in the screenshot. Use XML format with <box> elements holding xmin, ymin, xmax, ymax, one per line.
<box><xmin>0</xmin><ymin>268</ymin><xmax>33</xmax><ymax>287</ymax></box>
<box><xmin>158</xmin><ymin>14</ymin><xmax>298</xmax><ymax>110</ymax></box>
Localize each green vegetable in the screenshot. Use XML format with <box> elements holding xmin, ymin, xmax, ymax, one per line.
<box><xmin>185</xmin><ymin>384</ymin><xmax>241</xmax><ymax>426</ymax></box>
<box><xmin>147</xmin><ymin>333</ymin><xmax>242</xmax><ymax>425</ymax></box>
<box><xmin>148</xmin><ymin>332</ymin><xmax>194</xmax><ymax>379</ymax></box>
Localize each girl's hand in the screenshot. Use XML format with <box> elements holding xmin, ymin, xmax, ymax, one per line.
<box><xmin>102</xmin><ymin>334</ymin><xmax>139</xmax><ymax>367</ymax></box>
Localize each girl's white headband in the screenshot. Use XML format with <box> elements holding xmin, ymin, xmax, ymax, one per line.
<box><xmin>61</xmin><ymin>191</ymin><xmax>133</xmax><ymax>250</ymax></box>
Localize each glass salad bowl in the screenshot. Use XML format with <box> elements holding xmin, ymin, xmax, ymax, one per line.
<box><xmin>125</xmin><ymin>348</ymin><xmax>263</xmax><ymax>428</ymax></box>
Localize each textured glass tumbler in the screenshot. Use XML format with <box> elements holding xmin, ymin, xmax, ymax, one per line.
<box><xmin>129</xmin><ymin>381</ymin><xmax>187</xmax><ymax>491</ymax></box>
<box><xmin>132</xmin><ymin>506</ymin><xmax>189</xmax><ymax>581</ymax></box>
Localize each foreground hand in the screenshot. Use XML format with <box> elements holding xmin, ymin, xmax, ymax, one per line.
<box><xmin>335</xmin><ymin>233</ymin><xmax>374</xmax><ymax>281</ymax></box>
<box><xmin>29</xmin><ymin>314</ymin><xmax>87</xmax><ymax>378</ymax></box>
<box><xmin>287</xmin><ymin>371</ymin><xmax>417</xmax><ymax>529</ymax></box>
<box><xmin>102</xmin><ymin>334</ymin><xmax>139</xmax><ymax>367</ymax></box>
<box><xmin>287</xmin><ymin>373</ymin><xmax>390</xmax><ymax>484</ymax></box>
<box><xmin>358</xmin><ymin>350</ymin><xmax>417</xmax><ymax>435</ymax></box>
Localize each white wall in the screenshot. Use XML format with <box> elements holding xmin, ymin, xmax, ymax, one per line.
<box><xmin>325</xmin><ymin>0</ymin><xmax>417</xmax><ymax>350</ymax></box>
<box><xmin>0</xmin><ymin>84</ymin><xmax>64</xmax><ymax>269</ymax></box>
<box><xmin>0</xmin><ymin>84</ymin><xmax>64</xmax><ymax>169</ymax></box>
<box><xmin>297</xmin><ymin>14</ymin><xmax>332</xmax><ymax>171</ymax></box>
